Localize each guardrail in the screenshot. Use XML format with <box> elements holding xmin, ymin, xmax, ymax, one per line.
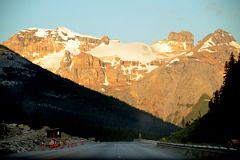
<box><xmin>134</xmin><ymin>139</ymin><xmax>158</xmax><ymax>145</ymax></box>
<box><xmin>156</xmin><ymin>141</ymin><xmax>240</xmax><ymax>159</ymax></box>
<box><xmin>156</xmin><ymin>141</ymin><xmax>239</xmax><ymax>152</ymax></box>
<box><xmin>134</xmin><ymin>139</ymin><xmax>239</xmax><ymax>159</ymax></box>
<box><xmin>135</xmin><ymin>139</ymin><xmax>239</xmax><ymax>151</ymax></box>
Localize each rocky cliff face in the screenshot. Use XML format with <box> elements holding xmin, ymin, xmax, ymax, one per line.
<box><xmin>168</xmin><ymin>31</ymin><xmax>194</xmax><ymax>50</ymax></box>
<box><xmin>3</xmin><ymin>27</ymin><xmax>240</xmax><ymax>126</ymax></box>
<box><xmin>151</xmin><ymin>31</ymin><xmax>194</xmax><ymax>57</ymax></box>
<box><xmin>3</xmin><ymin>27</ymin><xmax>102</xmax><ymax>61</ymax></box>
<box><xmin>115</xmin><ymin>54</ymin><xmax>224</xmax><ymax>125</ymax></box>
<box><xmin>195</xmin><ymin>29</ymin><xmax>239</xmax><ymax>64</ymax></box>
<box><xmin>3</xmin><ymin>28</ymin><xmax>159</xmax><ymax>92</ymax></box>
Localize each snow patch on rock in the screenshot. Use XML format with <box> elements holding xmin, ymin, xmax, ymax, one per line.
<box><xmin>35</xmin><ymin>29</ymin><xmax>48</xmax><ymax>37</ymax></box>
<box><xmin>131</xmin><ymin>72</ymin><xmax>143</xmax><ymax>81</ymax></box>
<box><xmin>65</xmin><ymin>40</ymin><xmax>80</xmax><ymax>56</ymax></box>
<box><xmin>230</xmin><ymin>41</ymin><xmax>240</xmax><ymax>49</ymax></box>
<box><xmin>56</xmin><ymin>27</ymin><xmax>99</xmax><ymax>40</ymax></box>
<box><xmin>198</xmin><ymin>48</ymin><xmax>215</xmax><ymax>53</ymax></box>
<box><xmin>103</xmin><ymin>72</ymin><xmax>109</xmax><ymax>86</ymax></box>
<box><xmin>169</xmin><ymin>58</ymin><xmax>180</xmax><ymax>64</ymax></box>
<box><xmin>166</xmin><ymin>58</ymin><xmax>180</xmax><ymax>67</ymax></box>
<box><xmin>198</xmin><ymin>37</ymin><xmax>215</xmax><ymax>52</ymax></box>
<box><xmin>183</xmin><ymin>42</ymin><xmax>187</xmax><ymax>50</ymax></box>
<box><xmin>33</xmin><ymin>51</ymin><xmax>65</xmax><ymax>72</ymax></box>
<box><xmin>151</xmin><ymin>42</ymin><xmax>172</xmax><ymax>53</ymax></box>
<box><xmin>145</xmin><ymin>64</ymin><xmax>158</xmax><ymax>73</ymax></box>
<box><xmin>32</xmin><ymin>52</ymin><xmax>40</xmax><ymax>57</ymax></box>
<box><xmin>185</xmin><ymin>52</ymin><xmax>194</xmax><ymax>56</ymax></box>
<box><xmin>89</xmin><ymin>41</ymin><xmax>157</xmax><ymax>63</ymax></box>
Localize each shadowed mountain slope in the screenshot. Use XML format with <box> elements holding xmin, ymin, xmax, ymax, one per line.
<box><xmin>0</xmin><ymin>45</ymin><xmax>178</xmax><ymax>141</ymax></box>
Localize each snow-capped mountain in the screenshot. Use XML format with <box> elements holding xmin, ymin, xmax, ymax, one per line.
<box><xmin>6</xmin><ymin>27</ymin><xmax>101</xmax><ymax>70</ymax></box>
<box><xmin>194</xmin><ymin>29</ymin><xmax>240</xmax><ymax>65</ymax></box>
<box><xmin>196</xmin><ymin>29</ymin><xmax>236</xmax><ymax>53</ymax></box>
<box><xmin>4</xmin><ymin>27</ymin><xmax>160</xmax><ymax>88</ymax></box>
<box><xmin>3</xmin><ymin>27</ymin><xmax>240</xmax><ymax>126</ymax></box>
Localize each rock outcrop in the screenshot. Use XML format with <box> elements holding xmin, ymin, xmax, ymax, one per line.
<box><xmin>151</xmin><ymin>31</ymin><xmax>194</xmax><ymax>55</ymax></box>
<box><xmin>168</xmin><ymin>31</ymin><xmax>193</xmax><ymax>41</ymax></box>
<box><xmin>101</xmin><ymin>35</ymin><xmax>110</xmax><ymax>45</ymax></box>
<box><xmin>168</xmin><ymin>31</ymin><xmax>194</xmax><ymax>50</ymax></box>
<box><xmin>0</xmin><ymin>123</ymin><xmax>84</xmax><ymax>154</ymax></box>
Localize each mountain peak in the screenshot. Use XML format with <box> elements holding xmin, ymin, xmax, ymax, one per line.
<box><xmin>196</xmin><ymin>29</ymin><xmax>236</xmax><ymax>53</ymax></box>
<box><xmin>214</xmin><ymin>28</ymin><xmax>225</xmax><ymax>33</ymax></box>
<box><xmin>56</xmin><ymin>26</ymin><xmax>73</xmax><ymax>34</ymax></box>
<box><xmin>212</xmin><ymin>28</ymin><xmax>235</xmax><ymax>41</ymax></box>
<box><xmin>214</xmin><ymin>28</ymin><xmax>229</xmax><ymax>34</ymax></box>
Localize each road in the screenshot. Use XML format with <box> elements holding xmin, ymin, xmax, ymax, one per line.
<box><xmin>4</xmin><ymin>142</ymin><xmax>189</xmax><ymax>160</ymax></box>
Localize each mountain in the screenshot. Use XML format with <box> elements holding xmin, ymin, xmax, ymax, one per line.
<box><xmin>3</xmin><ymin>27</ymin><xmax>158</xmax><ymax>90</ymax></box>
<box><xmin>3</xmin><ymin>27</ymin><xmax>240</xmax><ymax>126</ymax></box>
<box><xmin>167</xmin><ymin>54</ymin><xmax>240</xmax><ymax>146</ymax></box>
<box><xmin>119</xmin><ymin>29</ymin><xmax>240</xmax><ymax>125</ymax></box>
<box><xmin>0</xmin><ymin>44</ymin><xmax>178</xmax><ymax>141</ymax></box>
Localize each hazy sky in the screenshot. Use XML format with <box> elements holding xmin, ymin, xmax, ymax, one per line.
<box><xmin>1</xmin><ymin>0</ymin><xmax>239</xmax><ymax>44</ymax></box>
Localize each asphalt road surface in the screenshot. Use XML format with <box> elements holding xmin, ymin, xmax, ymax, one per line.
<box><xmin>4</xmin><ymin>142</ymin><xmax>190</xmax><ymax>160</ymax></box>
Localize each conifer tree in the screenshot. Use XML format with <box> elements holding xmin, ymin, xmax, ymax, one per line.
<box><xmin>207</xmin><ymin>53</ymin><xmax>240</xmax><ymax>141</ymax></box>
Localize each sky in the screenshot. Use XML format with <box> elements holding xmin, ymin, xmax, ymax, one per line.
<box><xmin>0</xmin><ymin>0</ymin><xmax>240</xmax><ymax>44</ymax></box>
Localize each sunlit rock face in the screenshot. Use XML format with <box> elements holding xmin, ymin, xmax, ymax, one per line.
<box><xmin>151</xmin><ymin>31</ymin><xmax>194</xmax><ymax>56</ymax></box>
<box><xmin>3</xmin><ymin>27</ymin><xmax>160</xmax><ymax>92</ymax></box>
<box><xmin>4</xmin><ymin>27</ymin><xmax>240</xmax><ymax>126</ymax></box>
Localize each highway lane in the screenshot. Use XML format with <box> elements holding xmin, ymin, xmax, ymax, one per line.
<box><xmin>4</xmin><ymin>142</ymin><xmax>192</xmax><ymax>160</ymax></box>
